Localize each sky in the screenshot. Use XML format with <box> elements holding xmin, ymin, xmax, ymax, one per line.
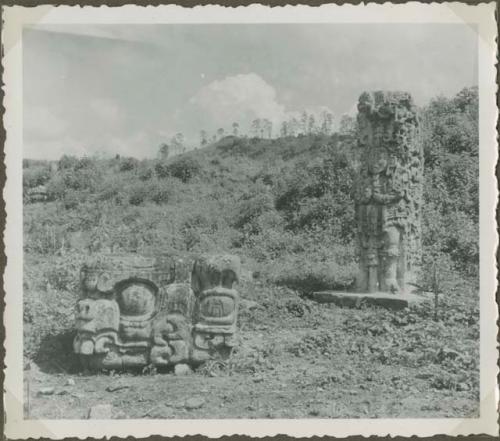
<box><xmin>23</xmin><ymin>24</ymin><xmax>478</xmax><ymax>159</ymax></box>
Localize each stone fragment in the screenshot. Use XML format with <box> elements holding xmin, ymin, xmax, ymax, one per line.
<box><xmin>38</xmin><ymin>387</ymin><xmax>55</xmax><ymax>396</ymax></box>
<box><xmin>88</xmin><ymin>404</ymin><xmax>113</xmax><ymax>419</ymax></box>
<box><xmin>312</xmin><ymin>290</ymin><xmax>423</xmax><ymax>310</ymax></box>
<box><xmin>66</xmin><ymin>378</ymin><xmax>76</xmax><ymax>386</ymax></box>
<box><xmin>174</xmin><ymin>363</ymin><xmax>192</xmax><ymax>376</ymax></box>
<box><xmin>105</xmin><ymin>384</ymin><xmax>130</xmax><ymax>392</ymax></box>
<box><xmin>143</xmin><ymin>404</ymin><xmax>174</xmax><ymax>418</ymax></box>
<box><xmin>240</xmin><ymin>299</ymin><xmax>260</xmax><ymax>311</ymax></box>
<box><xmin>184</xmin><ymin>396</ymin><xmax>205</xmax><ymax>410</ymax></box>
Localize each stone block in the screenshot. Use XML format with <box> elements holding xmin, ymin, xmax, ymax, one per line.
<box><xmin>74</xmin><ymin>253</ymin><xmax>241</xmax><ymax>371</ymax></box>
<box><xmin>312</xmin><ymin>290</ymin><xmax>423</xmax><ymax>310</ymax></box>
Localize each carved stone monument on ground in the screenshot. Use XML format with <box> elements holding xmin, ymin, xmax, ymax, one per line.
<box><xmin>73</xmin><ymin>253</ymin><xmax>240</xmax><ymax>370</ymax></box>
<box><xmin>313</xmin><ymin>91</ymin><xmax>423</xmax><ymax>309</ymax></box>
<box><xmin>355</xmin><ymin>91</ymin><xmax>423</xmax><ymax>294</ymax></box>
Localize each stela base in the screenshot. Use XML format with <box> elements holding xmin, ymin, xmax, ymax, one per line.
<box><xmin>312</xmin><ymin>291</ymin><xmax>423</xmax><ymax>310</ymax></box>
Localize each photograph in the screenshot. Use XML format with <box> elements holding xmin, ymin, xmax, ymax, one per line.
<box><xmin>2</xmin><ymin>3</ymin><xmax>498</xmax><ymax>439</ymax></box>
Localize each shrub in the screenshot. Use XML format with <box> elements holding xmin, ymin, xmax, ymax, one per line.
<box><xmin>119</xmin><ymin>157</ymin><xmax>139</xmax><ymax>172</ymax></box>
<box><xmin>155</xmin><ymin>160</ymin><xmax>170</xmax><ymax>179</ymax></box>
<box><xmin>128</xmin><ymin>183</ymin><xmax>149</xmax><ymax>206</ymax></box>
<box><xmin>150</xmin><ymin>180</ymin><xmax>174</xmax><ymax>204</ymax></box>
<box><xmin>167</xmin><ymin>156</ymin><xmax>202</xmax><ymax>183</ymax></box>
<box><xmin>63</xmin><ymin>189</ymin><xmax>80</xmax><ymax>210</ymax></box>
<box><xmin>23</xmin><ymin>165</ymin><xmax>52</xmax><ymax>190</ymax></box>
<box><xmin>138</xmin><ymin>162</ymin><xmax>154</xmax><ymax>181</ymax></box>
<box><xmin>58</xmin><ymin>155</ymin><xmax>79</xmax><ymax>171</ymax></box>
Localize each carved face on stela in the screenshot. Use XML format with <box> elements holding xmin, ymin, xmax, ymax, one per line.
<box><xmin>357</xmin><ymin>91</ymin><xmax>417</xmax><ymax>177</ymax></box>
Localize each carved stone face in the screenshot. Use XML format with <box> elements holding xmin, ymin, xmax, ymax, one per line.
<box><xmin>191</xmin><ymin>255</ymin><xmax>240</xmax><ymax>295</ymax></box>
<box><xmin>196</xmin><ymin>288</ymin><xmax>238</xmax><ymax>327</ymax></box>
<box><xmin>75</xmin><ymin>299</ymin><xmax>120</xmax><ymax>334</ymax></box>
<box><xmin>116</xmin><ymin>281</ymin><xmax>157</xmax><ymax>321</ymax></box>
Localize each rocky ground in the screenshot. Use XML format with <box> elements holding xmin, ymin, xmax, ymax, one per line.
<box><xmin>25</xmin><ymin>281</ymin><xmax>479</xmax><ymax>419</ymax></box>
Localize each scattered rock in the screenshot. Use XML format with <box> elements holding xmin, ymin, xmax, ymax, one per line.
<box><xmin>66</xmin><ymin>378</ymin><xmax>76</xmax><ymax>386</ymax></box>
<box><xmin>457</xmin><ymin>382</ymin><xmax>471</xmax><ymax>392</ymax></box>
<box><xmin>184</xmin><ymin>396</ymin><xmax>205</xmax><ymax>410</ymax></box>
<box><xmin>143</xmin><ymin>404</ymin><xmax>174</xmax><ymax>418</ymax></box>
<box><xmin>437</xmin><ymin>347</ymin><xmax>461</xmax><ymax>362</ymax></box>
<box><xmin>310</xmin><ymin>406</ymin><xmax>334</xmax><ymax>417</ymax></box>
<box><xmin>38</xmin><ymin>387</ymin><xmax>55</xmax><ymax>396</ymax></box>
<box><xmin>174</xmin><ymin>363</ymin><xmax>193</xmax><ymax>376</ymax></box>
<box><xmin>415</xmin><ymin>372</ymin><xmax>433</xmax><ymax>380</ymax></box>
<box><xmin>267</xmin><ymin>409</ymin><xmax>287</xmax><ymax>418</ymax></box>
<box><xmin>240</xmin><ymin>299</ymin><xmax>260</xmax><ymax>311</ymax></box>
<box><xmin>88</xmin><ymin>404</ymin><xmax>113</xmax><ymax>419</ymax></box>
<box><xmin>105</xmin><ymin>384</ymin><xmax>130</xmax><ymax>393</ymax></box>
<box><xmin>56</xmin><ymin>389</ymin><xmax>70</xmax><ymax>395</ymax></box>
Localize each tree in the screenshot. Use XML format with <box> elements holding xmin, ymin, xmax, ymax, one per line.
<box><xmin>232</xmin><ymin>122</ymin><xmax>240</xmax><ymax>136</ymax></box>
<box><xmin>280</xmin><ymin>121</ymin><xmax>288</xmax><ymax>137</ymax></box>
<box><xmin>339</xmin><ymin>114</ymin><xmax>356</xmax><ymax>136</ymax></box>
<box><xmin>251</xmin><ymin>119</ymin><xmax>261</xmax><ymax>138</ymax></box>
<box><xmin>200</xmin><ymin>130</ymin><xmax>208</xmax><ymax>146</ymax></box>
<box><xmin>171</xmin><ymin>133</ymin><xmax>184</xmax><ymax>155</ymax></box>
<box><xmin>300</xmin><ymin>111</ymin><xmax>308</xmax><ymax>135</ymax></box>
<box><xmin>158</xmin><ymin>143</ymin><xmax>170</xmax><ymax>160</ymax></box>
<box><xmin>308</xmin><ymin>114</ymin><xmax>316</xmax><ymax>134</ymax></box>
<box><xmin>217</xmin><ymin>128</ymin><xmax>225</xmax><ymax>140</ymax></box>
<box><xmin>288</xmin><ymin>117</ymin><xmax>299</xmax><ymax>136</ymax></box>
<box><xmin>321</xmin><ymin>111</ymin><xmax>334</xmax><ymax>134</ymax></box>
<box><xmin>262</xmin><ymin>119</ymin><xmax>272</xmax><ymax>138</ymax></box>
<box><xmin>326</xmin><ymin>113</ymin><xmax>334</xmax><ymax>134</ymax></box>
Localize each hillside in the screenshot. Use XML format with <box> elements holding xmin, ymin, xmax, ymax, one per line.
<box><xmin>23</xmin><ymin>87</ymin><xmax>480</xmax><ymax>418</ymax></box>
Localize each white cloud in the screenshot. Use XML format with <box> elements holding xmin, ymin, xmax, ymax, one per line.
<box><xmin>185</xmin><ymin>73</ymin><xmax>286</xmax><ymax>133</ymax></box>
<box><xmin>181</xmin><ymin>73</ymin><xmax>336</xmax><ymax>140</ymax></box>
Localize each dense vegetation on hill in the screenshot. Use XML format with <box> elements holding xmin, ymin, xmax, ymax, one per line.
<box><xmin>23</xmin><ymin>87</ymin><xmax>478</xmax><ymax>363</ymax></box>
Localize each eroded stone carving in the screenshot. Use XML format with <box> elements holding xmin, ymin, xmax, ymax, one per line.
<box><xmin>355</xmin><ymin>91</ymin><xmax>423</xmax><ymax>294</ymax></box>
<box><xmin>191</xmin><ymin>255</ymin><xmax>240</xmax><ymax>363</ymax></box>
<box><xmin>74</xmin><ymin>253</ymin><xmax>240</xmax><ymax>370</ymax></box>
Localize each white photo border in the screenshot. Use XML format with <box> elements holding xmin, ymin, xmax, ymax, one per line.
<box><xmin>2</xmin><ymin>2</ymin><xmax>498</xmax><ymax>438</ymax></box>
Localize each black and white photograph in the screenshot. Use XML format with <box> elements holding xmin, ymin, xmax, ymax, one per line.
<box><xmin>2</xmin><ymin>3</ymin><xmax>498</xmax><ymax>439</ymax></box>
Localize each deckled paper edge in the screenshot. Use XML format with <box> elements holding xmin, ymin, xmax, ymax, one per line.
<box><xmin>1</xmin><ymin>2</ymin><xmax>498</xmax><ymax>439</ymax></box>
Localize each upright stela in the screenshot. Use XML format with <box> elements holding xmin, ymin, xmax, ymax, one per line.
<box><xmin>313</xmin><ymin>90</ymin><xmax>423</xmax><ymax>309</ymax></box>
<box><xmin>355</xmin><ymin>91</ymin><xmax>423</xmax><ymax>295</ymax></box>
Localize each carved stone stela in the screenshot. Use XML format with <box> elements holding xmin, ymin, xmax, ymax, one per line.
<box><xmin>73</xmin><ymin>254</ymin><xmax>240</xmax><ymax>370</ymax></box>
<box><xmin>355</xmin><ymin>91</ymin><xmax>423</xmax><ymax>294</ymax></box>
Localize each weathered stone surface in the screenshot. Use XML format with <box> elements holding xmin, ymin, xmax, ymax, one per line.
<box><xmin>312</xmin><ymin>291</ymin><xmax>423</xmax><ymax>310</ymax></box>
<box><xmin>191</xmin><ymin>255</ymin><xmax>240</xmax><ymax>364</ymax></box>
<box><xmin>74</xmin><ymin>253</ymin><xmax>241</xmax><ymax>371</ymax></box>
<box><xmin>37</xmin><ymin>387</ymin><xmax>55</xmax><ymax>396</ymax></box>
<box><xmin>191</xmin><ymin>254</ymin><xmax>241</xmax><ymax>294</ymax></box>
<box><xmin>355</xmin><ymin>91</ymin><xmax>423</xmax><ymax>294</ymax></box>
<box><xmin>174</xmin><ymin>363</ymin><xmax>193</xmax><ymax>376</ymax></box>
<box><xmin>184</xmin><ymin>396</ymin><xmax>205</xmax><ymax>410</ymax></box>
<box><xmin>26</xmin><ymin>185</ymin><xmax>48</xmax><ymax>203</ymax></box>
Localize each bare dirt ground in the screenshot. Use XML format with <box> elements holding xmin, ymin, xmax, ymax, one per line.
<box><xmin>25</xmin><ymin>281</ymin><xmax>479</xmax><ymax>419</ymax></box>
